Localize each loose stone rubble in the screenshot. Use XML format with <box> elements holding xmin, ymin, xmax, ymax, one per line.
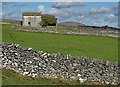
<box><xmin>0</xmin><ymin>43</ymin><xmax>119</xmax><ymax>85</ymax></box>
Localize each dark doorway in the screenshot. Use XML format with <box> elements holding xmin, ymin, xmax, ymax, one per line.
<box><xmin>28</xmin><ymin>22</ymin><xmax>31</xmax><ymax>26</ymax></box>
<box><xmin>21</xmin><ymin>21</ymin><xmax>22</xmax><ymax>26</ymax></box>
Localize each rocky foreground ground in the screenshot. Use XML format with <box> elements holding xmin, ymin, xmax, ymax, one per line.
<box><xmin>0</xmin><ymin>43</ymin><xmax>119</xmax><ymax>85</ymax></box>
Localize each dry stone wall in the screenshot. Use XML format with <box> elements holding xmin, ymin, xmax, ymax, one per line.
<box><xmin>14</xmin><ymin>26</ymin><xmax>120</xmax><ymax>38</ymax></box>
<box><xmin>1</xmin><ymin>19</ymin><xmax>21</xmax><ymax>25</ymax></box>
<box><xmin>2</xmin><ymin>19</ymin><xmax>120</xmax><ymax>38</ymax></box>
<box><xmin>0</xmin><ymin>43</ymin><xmax>119</xmax><ymax>85</ymax></box>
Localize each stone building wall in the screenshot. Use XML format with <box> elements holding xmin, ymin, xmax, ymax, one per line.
<box><xmin>22</xmin><ymin>16</ymin><xmax>42</xmax><ymax>26</ymax></box>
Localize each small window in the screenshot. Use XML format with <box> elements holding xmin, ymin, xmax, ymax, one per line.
<box><xmin>28</xmin><ymin>22</ymin><xmax>31</xmax><ymax>25</ymax></box>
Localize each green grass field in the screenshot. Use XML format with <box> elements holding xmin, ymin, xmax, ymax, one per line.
<box><xmin>2</xmin><ymin>24</ymin><xmax>118</xmax><ymax>61</ymax></box>
<box><xmin>1</xmin><ymin>24</ymin><xmax>119</xmax><ymax>85</ymax></box>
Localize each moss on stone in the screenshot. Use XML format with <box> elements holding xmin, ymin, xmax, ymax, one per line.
<box><xmin>22</xmin><ymin>12</ymin><xmax>42</xmax><ymax>16</ymax></box>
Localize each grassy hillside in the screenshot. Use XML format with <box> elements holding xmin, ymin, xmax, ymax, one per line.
<box><xmin>2</xmin><ymin>24</ymin><xmax>118</xmax><ymax>61</ymax></box>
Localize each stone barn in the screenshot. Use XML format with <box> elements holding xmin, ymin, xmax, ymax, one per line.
<box><xmin>22</xmin><ymin>12</ymin><xmax>42</xmax><ymax>27</ymax></box>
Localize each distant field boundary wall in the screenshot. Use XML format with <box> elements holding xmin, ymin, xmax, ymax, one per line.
<box><xmin>13</xmin><ymin>25</ymin><xmax>120</xmax><ymax>38</ymax></box>
<box><xmin>1</xmin><ymin>19</ymin><xmax>120</xmax><ymax>38</ymax></box>
<box><xmin>1</xmin><ymin>19</ymin><xmax>21</xmax><ymax>25</ymax></box>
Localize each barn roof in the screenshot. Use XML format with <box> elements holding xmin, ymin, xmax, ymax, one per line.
<box><xmin>22</xmin><ymin>12</ymin><xmax>41</xmax><ymax>16</ymax></box>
